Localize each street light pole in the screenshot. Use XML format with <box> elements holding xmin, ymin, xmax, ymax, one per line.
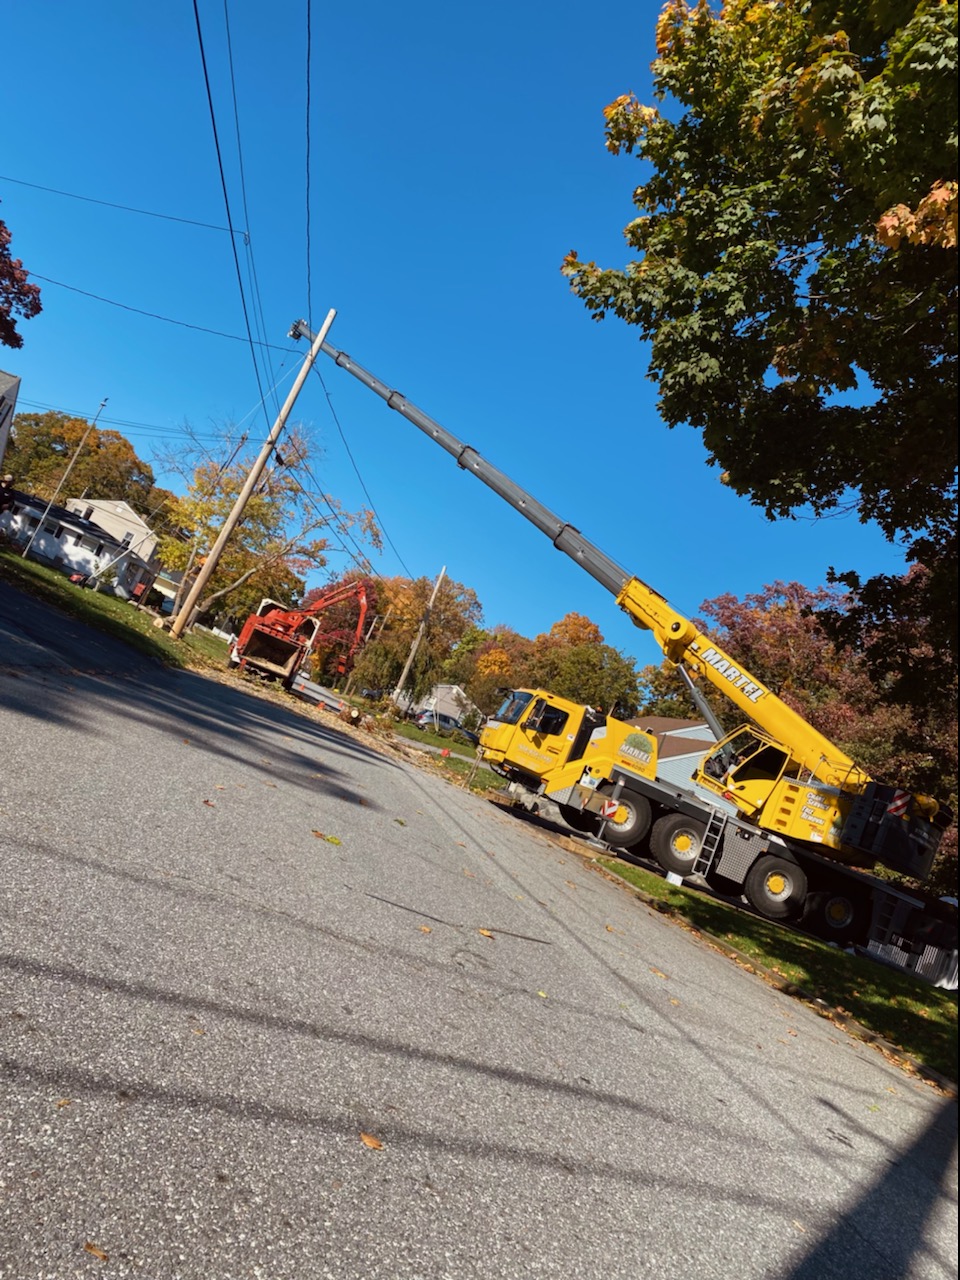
<box><xmin>169</xmin><ymin>309</ymin><xmax>336</xmax><ymax>639</ymax></box>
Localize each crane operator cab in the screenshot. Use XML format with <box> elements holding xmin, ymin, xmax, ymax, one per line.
<box><xmin>697</xmin><ymin>728</ymin><xmax>796</xmax><ymax>820</ymax></box>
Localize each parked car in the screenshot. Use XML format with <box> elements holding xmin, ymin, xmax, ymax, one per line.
<box><xmin>413</xmin><ymin>711</ymin><xmax>462</xmax><ymax>733</ymax></box>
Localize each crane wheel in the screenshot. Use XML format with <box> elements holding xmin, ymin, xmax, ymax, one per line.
<box><xmin>650</xmin><ymin>813</ymin><xmax>706</xmax><ymax>876</ymax></box>
<box><xmin>597</xmin><ymin>786</ymin><xmax>652</xmax><ymax>848</ymax></box>
<box><xmin>803</xmin><ymin>890</ymin><xmax>869</xmax><ymax>947</ymax></box>
<box><xmin>744</xmin><ymin>855</ymin><xmax>807</xmax><ymax>921</ymax></box>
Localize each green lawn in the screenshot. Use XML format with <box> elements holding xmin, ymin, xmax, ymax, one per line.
<box><xmin>598</xmin><ymin>857</ymin><xmax>958</xmax><ymax>1085</ymax></box>
<box><xmin>0</xmin><ymin>547</ymin><xmax>229</xmax><ymax>671</ymax></box>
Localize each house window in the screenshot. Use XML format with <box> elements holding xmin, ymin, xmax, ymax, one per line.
<box><xmin>83</xmin><ymin>506</ymin><xmax>94</xmax><ymax>520</ymax></box>
<box><xmin>55</xmin><ymin>525</ymin><xmax>65</xmax><ymax>539</ymax></box>
<box><xmin>43</xmin><ymin>521</ymin><xmax>58</xmax><ymax>534</ymax></box>
<box><xmin>121</xmin><ymin>531</ymin><xmax>133</xmax><ymax>547</ymax></box>
<box><xmin>95</xmin><ymin>543</ymin><xmax>104</xmax><ymax>557</ymax></box>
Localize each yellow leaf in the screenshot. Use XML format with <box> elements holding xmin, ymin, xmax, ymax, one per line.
<box><xmin>360</xmin><ymin>1132</ymin><xmax>383</xmax><ymax>1149</ymax></box>
<box><xmin>394</xmin><ymin>818</ymin><xmax>406</xmax><ymax>826</ymax></box>
<box><xmin>56</xmin><ymin>1098</ymin><xmax>72</xmax><ymax>1108</ymax></box>
<box><xmin>192</xmin><ymin>1028</ymin><xmax>205</xmax><ymax>1036</ymax></box>
<box><xmin>669</xmin><ymin>998</ymin><xmax>680</xmax><ymax>1006</ymax></box>
<box><xmin>478</xmin><ymin>929</ymin><xmax>494</xmax><ymax>939</ymax></box>
<box><xmin>419</xmin><ymin>925</ymin><xmax>432</xmax><ymax>934</ymax></box>
<box><xmin>84</xmin><ymin>1242</ymin><xmax>110</xmax><ymax>1262</ymax></box>
<box><xmin>650</xmin><ymin>967</ymin><xmax>668</xmax><ymax>979</ymax></box>
<box><xmin>537</xmin><ymin>990</ymin><xmax>548</xmax><ymax>998</ymax></box>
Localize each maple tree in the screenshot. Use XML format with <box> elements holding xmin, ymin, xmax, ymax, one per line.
<box><xmin>525</xmin><ymin>613</ymin><xmax>640</xmax><ymax>715</ymax></box>
<box><xmin>0</xmin><ymin>213</ymin><xmax>41</xmax><ymax>348</ymax></box>
<box><xmin>7</xmin><ymin>411</ymin><xmax>174</xmax><ymax>519</ymax></box>
<box><xmin>562</xmin><ymin>0</ymin><xmax>958</xmax><ymax>656</ymax></box>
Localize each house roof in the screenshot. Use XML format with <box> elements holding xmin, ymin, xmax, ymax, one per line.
<box><xmin>6</xmin><ymin>487</ymin><xmax>125</xmax><ymax>548</ymax></box>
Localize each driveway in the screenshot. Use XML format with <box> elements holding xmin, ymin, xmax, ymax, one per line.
<box><xmin>1</xmin><ymin>581</ymin><xmax>956</xmax><ymax>1280</ymax></box>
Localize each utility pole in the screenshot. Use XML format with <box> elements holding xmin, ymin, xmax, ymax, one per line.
<box><xmin>21</xmin><ymin>398</ymin><xmax>107</xmax><ymax>560</ymax></box>
<box><xmin>392</xmin><ymin>566</ymin><xmax>445</xmax><ymax>707</ymax></box>
<box><xmin>169</xmin><ymin>310</ymin><xmax>336</xmax><ymax>639</ymax></box>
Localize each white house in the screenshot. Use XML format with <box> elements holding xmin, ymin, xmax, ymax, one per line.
<box><xmin>0</xmin><ymin>487</ymin><xmax>156</xmax><ymax>599</ymax></box>
<box><xmin>64</xmin><ymin>497</ymin><xmax>159</xmax><ymax>563</ymax></box>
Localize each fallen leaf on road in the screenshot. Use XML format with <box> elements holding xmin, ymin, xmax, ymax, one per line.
<box><xmin>787</xmin><ymin>1028</ymin><xmax>797</xmax><ymax>1037</ymax></box>
<box><xmin>203</xmin><ymin>800</ymin><xmax>216</xmax><ymax>808</ymax></box>
<box><xmin>419</xmin><ymin>926</ymin><xmax>432</xmax><ymax>934</ymax></box>
<box><xmin>650</xmin><ymin>967</ymin><xmax>668</xmax><ymax>980</ymax></box>
<box><xmin>215</xmin><ymin>785</ymin><xmax>226</xmax><ymax>791</ymax></box>
<box><xmin>478</xmin><ymin>929</ymin><xmax>494</xmax><ymax>939</ymax></box>
<box><xmin>182</xmin><ymin>739</ymin><xmax>190</xmax><ymax>745</ymax></box>
<box><xmin>565</xmin><ymin>881</ymin><xmax>577</xmax><ymax>889</ymax></box>
<box><xmin>360</xmin><ymin>1132</ymin><xmax>383</xmax><ymax>1149</ymax></box>
<box><xmin>394</xmin><ymin>818</ymin><xmax>406</xmax><ymax>826</ymax></box>
<box><xmin>84</xmin><ymin>1243</ymin><xmax>109</xmax><ymax>1262</ymax></box>
<box><xmin>264</xmin><ymin>782</ymin><xmax>277</xmax><ymax>788</ymax></box>
<box><xmin>669</xmin><ymin>998</ymin><xmax>680</xmax><ymax>1006</ymax></box>
<box><xmin>192</xmin><ymin>1028</ymin><xmax>205</xmax><ymax>1036</ymax></box>
<box><xmin>537</xmin><ymin>991</ymin><xmax>548</xmax><ymax>998</ymax></box>
<box><xmin>56</xmin><ymin>1098</ymin><xmax>71</xmax><ymax>1108</ymax></box>
<box><xmin>312</xmin><ymin>831</ymin><xmax>342</xmax><ymax>845</ymax></box>
<box><xmin>358</xmin><ymin>798</ymin><xmax>368</xmax><ymax>806</ymax></box>
<box><xmin>605</xmin><ymin>924</ymin><xmax>621</xmax><ymax>934</ymax></box>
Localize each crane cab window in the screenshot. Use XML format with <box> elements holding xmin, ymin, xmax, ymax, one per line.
<box><xmin>730</xmin><ymin>744</ymin><xmax>789</xmax><ymax>784</ymax></box>
<box><xmin>524</xmin><ymin>704</ymin><xmax>569</xmax><ymax>737</ymax></box>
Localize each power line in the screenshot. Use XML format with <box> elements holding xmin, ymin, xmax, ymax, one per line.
<box><xmin>283</xmin><ymin>437</ymin><xmax>380</xmax><ymax>579</ymax></box>
<box><xmin>221</xmin><ymin>0</ymin><xmax>280</xmax><ymax>417</ymax></box>
<box><xmin>15</xmin><ymin>397</ymin><xmax>247</xmax><ymax>443</ymax></box>
<box><xmin>310</xmin><ymin>363</ymin><xmax>413</xmax><ymax>576</ymax></box>
<box><xmin>191</xmin><ymin>0</ymin><xmax>271</xmax><ymax>431</ymax></box>
<box><xmin>305</xmin><ymin>0</ymin><xmax>314</xmax><ymax>331</ymax></box>
<box><xmin>0</xmin><ymin>172</ymin><xmax>244</xmax><ymax>236</ymax></box>
<box><xmin>25</xmin><ymin>271</ymin><xmax>295</xmax><ymax>350</ymax></box>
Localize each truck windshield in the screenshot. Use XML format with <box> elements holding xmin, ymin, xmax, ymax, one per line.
<box><xmin>494</xmin><ymin>691</ymin><xmax>533</xmax><ymax>725</ymax></box>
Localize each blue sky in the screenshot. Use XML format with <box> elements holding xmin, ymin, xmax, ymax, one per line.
<box><xmin>2</xmin><ymin>1</ymin><xmax>906</xmax><ymax>669</ymax></box>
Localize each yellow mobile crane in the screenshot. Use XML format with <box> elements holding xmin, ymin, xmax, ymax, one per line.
<box><xmin>292</xmin><ymin>321</ymin><xmax>952</xmax><ymax>947</ymax></box>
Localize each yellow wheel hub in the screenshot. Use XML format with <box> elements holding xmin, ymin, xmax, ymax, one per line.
<box><xmin>766</xmin><ymin>872</ymin><xmax>788</xmax><ymax>895</ymax></box>
<box><xmin>673</xmin><ymin>833</ymin><xmax>693</xmax><ymax>853</ymax></box>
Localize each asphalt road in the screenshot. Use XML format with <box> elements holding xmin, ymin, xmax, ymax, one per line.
<box><xmin>1</xmin><ymin>582</ymin><xmax>956</xmax><ymax>1280</ymax></box>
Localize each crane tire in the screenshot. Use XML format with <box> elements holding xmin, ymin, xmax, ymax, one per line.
<box><xmin>598</xmin><ymin>786</ymin><xmax>652</xmax><ymax>849</ymax></box>
<box><xmin>650</xmin><ymin>813</ymin><xmax>707</xmax><ymax>876</ymax></box>
<box><xmin>744</xmin><ymin>855</ymin><xmax>807</xmax><ymax>921</ymax></box>
<box><xmin>803</xmin><ymin>890</ymin><xmax>869</xmax><ymax>947</ymax></box>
